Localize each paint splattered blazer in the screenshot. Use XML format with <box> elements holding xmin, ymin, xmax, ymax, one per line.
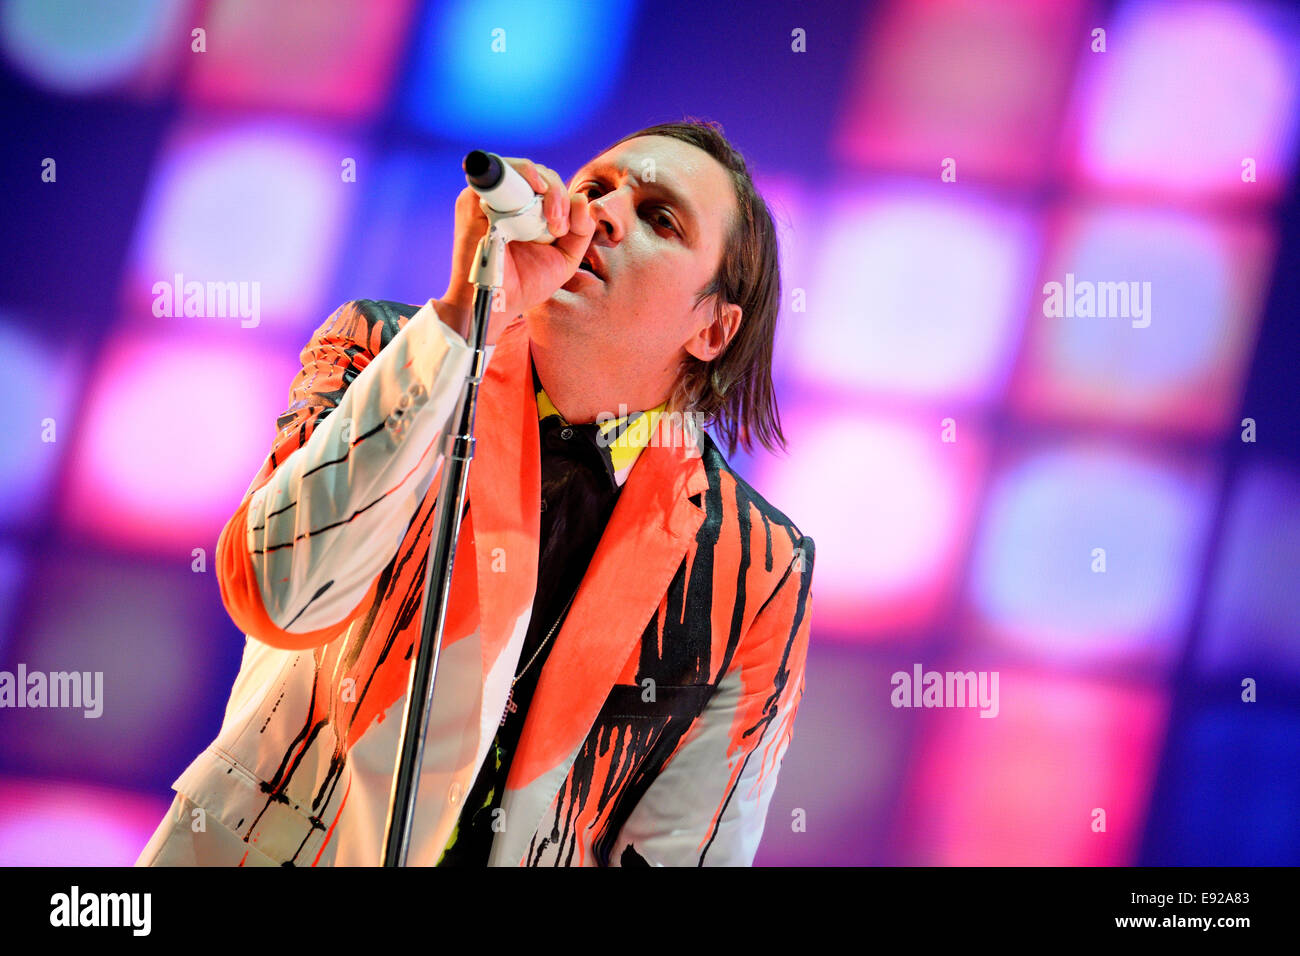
<box><xmin>165</xmin><ymin>298</ymin><xmax>814</xmax><ymax>866</ymax></box>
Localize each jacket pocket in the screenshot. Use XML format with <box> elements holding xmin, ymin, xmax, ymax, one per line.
<box><xmin>598</xmin><ymin>682</ymin><xmax>714</xmax><ymax>722</ymax></box>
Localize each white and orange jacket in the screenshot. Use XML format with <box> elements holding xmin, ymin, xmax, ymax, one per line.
<box><xmin>160</xmin><ymin>298</ymin><xmax>814</xmax><ymax>866</ymax></box>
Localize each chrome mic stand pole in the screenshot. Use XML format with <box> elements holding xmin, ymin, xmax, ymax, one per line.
<box><xmin>380</xmin><ymin>214</ymin><xmax>514</xmax><ymax>867</ymax></box>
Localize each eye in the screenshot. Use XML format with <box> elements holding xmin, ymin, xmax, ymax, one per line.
<box><xmin>578</xmin><ymin>182</ymin><xmax>603</xmax><ymax>199</ymax></box>
<box><xmin>646</xmin><ymin>205</ymin><xmax>679</xmax><ymax>236</ymax></box>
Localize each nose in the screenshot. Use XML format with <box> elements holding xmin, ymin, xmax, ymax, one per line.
<box><xmin>587</xmin><ymin>187</ymin><xmax>629</xmax><ymax>244</ymax></box>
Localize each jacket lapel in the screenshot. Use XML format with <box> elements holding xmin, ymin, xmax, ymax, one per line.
<box><xmin>466</xmin><ymin>320</ymin><xmax>541</xmax><ymax>687</ymax></box>
<box><xmin>506</xmin><ymin>412</ymin><xmax>709</xmax><ymax>794</ymax></box>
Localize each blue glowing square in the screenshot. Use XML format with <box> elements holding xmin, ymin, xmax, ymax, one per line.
<box><xmin>965</xmin><ymin>439</ymin><xmax>1217</xmax><ymax>670</ymax></box>
<box><xmin>401</xmin><ymin>0</ymin><xmax>639</xmax><ymax>144</ymax></box>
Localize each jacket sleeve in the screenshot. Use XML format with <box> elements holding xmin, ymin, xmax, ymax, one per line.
<box><xmin>215</xmin><ymin>298</ymin><xmax>484</xmax><ymax>651</ymax></box>
<box><xmin>610</xmin><ymin>535</ymin><xmax>814</xmax><ymax>866</ymax></box>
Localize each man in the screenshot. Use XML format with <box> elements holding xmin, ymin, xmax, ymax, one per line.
<box><xmin>137</xmin><ymin>119</ymin><xmax>814</xmax><ymax>867</ymax></box>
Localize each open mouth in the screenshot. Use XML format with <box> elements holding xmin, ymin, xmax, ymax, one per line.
<box><xmin>578</xmin><ymin>249</ymin><xmax>605</xmax><ymax>281</ymax></box>
<box><xmin>561</xmin><ymin>268</ymin><xmax>599</xmax><ymax>293</ymax></box>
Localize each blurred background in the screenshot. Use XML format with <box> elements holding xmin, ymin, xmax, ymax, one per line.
<box><xmin>0</xmin><ymin>0</ymin><xmax>1297</xmax><ymax>866</ymax></box>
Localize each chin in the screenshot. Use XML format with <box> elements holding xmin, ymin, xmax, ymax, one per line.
<box><xmin>527</xmin><ymin>293</ymin><xmax>600</xmax><ymax>336</ymax></box>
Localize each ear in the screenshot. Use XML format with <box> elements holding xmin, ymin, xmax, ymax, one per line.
<box><xmin>684</xmin><ymin>300</ymin><xmax>742</xmax><ymax>362</ymax></box>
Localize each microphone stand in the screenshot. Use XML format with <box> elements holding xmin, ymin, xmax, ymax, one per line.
<box><xmin>380</xmin><ymin>195</ymin><xmax>540</xmax><ymax>866</ymax></box>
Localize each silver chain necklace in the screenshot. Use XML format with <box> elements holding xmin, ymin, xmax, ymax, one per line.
<box><xmin>501</xmin><ymin>587</ymin><xmax>579</xmax><ymax>726</ymax></box>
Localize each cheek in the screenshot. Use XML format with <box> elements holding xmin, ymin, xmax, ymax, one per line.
<box><xmin>617</xmin><ymin>280</ymin><xmax>693</xmax><ymax>347</ymax></box>
<box><xmin>616</xmin><ymin>252</ymin><xmax>699</xmax><ymax>313</ymax></box>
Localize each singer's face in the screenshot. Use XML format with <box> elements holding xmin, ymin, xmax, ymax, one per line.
<box><xmin>528</xmin><ymin>134</ymin><xmax>739</xmax><ymax>381</ymax></box>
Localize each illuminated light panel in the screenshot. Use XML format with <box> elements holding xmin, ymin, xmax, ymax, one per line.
<box><xmin>1199</xmin><ymin>462</ymin><xmax>1300</xmax><ymax>678</ymax></box>
<box><xmin>836</xmin><ymin>0</ymin><xmax>1088</xmax><ymax>182</ymax></box>
<box><xmin>754</xmin><ymin>646</ymin><xmax>908</xmax><ymax>865</ymax></box>
<box><xmin>0</xmin><ymin>0</ymin><xmax>186</xmax><ymax>94</ymax></box>
<box><xmin>965</xmin><ymin>441</ymin><xmax>1216</xmax><ymax>670</ymax></box>
<box><xmin>0</xmin><ymin>778</ymin><xmax>171</xmax><ymax>866</ymax></box>
<box><xmin>1070</xmin><ymin>0</ymin><xmax>1300</xmax><ymax>200</ymax></box>
<box><xmin>403</xmin><ymin>0</ymin><xmax>638</xmax><ymax>143</ymax></box>
<box><xmin>187</xmin><ymin>0</ymin><xmax>416</xmax><ymax>119</ymax></box>
<box><xmin>1011</xmin><ymin>205</ymin><xmax>1272</xmax><ymax>435</ymax></box>
<box><xmin>0</xmin><ymin>316</ymin><xmax>82</xmax><ymax>531</ymax></box>
<box><xmin>62</xmin><ymin>334</ymin><xmax>293</xmax><ymax>551</ymax></box>
<box><xmin>1141</xmin><ymin>704</ymin><xmax>1300</xmax><ymax>865</ymax></box>
<box><xmin>1</xmin><ymin>550</ymin><xmax>221</xmax><ymax>789</ymax></box>
<box><xmin>754</xmin><ymin>404</ymin><xmax>988</xmax><ymax>640</ymax></box>
<box><xmin>897</xmin><ymin>669</ymin><xmax>1168</xmax><ymax>865</ymax></box>
<box><xmin>790</xmin><ymin>183</ymin><xmax>1039</xmax><ymax>405</ymax></box>
<box><xmin>753</xmin><ymin>173</ymin><xmax>814</xmax><ymax>392</ymax></box>
<box><xmin>126</xmin><ymin>119</ymin><xmax>361</xmax><ymax>337</ymax></box>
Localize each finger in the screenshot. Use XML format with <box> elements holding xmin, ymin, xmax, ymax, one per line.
<box><xmin>530</xmin><ymin>166</ymin><xmax>563</xmax><ymax>232</ymax></box>
<box><xmin>505</xmin><ymin>158</ymin><xmax>565</xmax><ymax>231</ymax></box>
<box><xmin>457</xmin><ymin>190</ymin><xmax>490</xmax><ymax>231</ymax></box>
<box><xmin>566</xmin><ymin>190</ymin><xmax>596</xmax><ymax>238</ymax></box>
<box><xmin>503</xmin><ymin>157</ymin><xmax>548</xmax><ymax>200</ymax></box>
<box><xmin>536</xmin><ymin>166</ymin><xmax>568</xmax><ymax>231</ymax></box>
<box><xmin>552</xmin><ymin>193</ymin><xmax>596</xmax><ymax>265</ymax></box>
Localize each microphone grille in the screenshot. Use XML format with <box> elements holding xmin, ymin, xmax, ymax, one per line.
<box><xmin>463</xmin><ymin>150</ymin><xmax>501</xmax><ymax>189</ymax></box>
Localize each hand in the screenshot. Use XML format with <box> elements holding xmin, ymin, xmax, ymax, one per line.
<box><xmin>438</xmin><ymin>157</ymin><xmax>597</xmax><ymax>345</ymax></box>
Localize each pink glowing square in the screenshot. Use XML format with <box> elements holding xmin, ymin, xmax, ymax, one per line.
<box><xmin>124</xmin><ymin>118</ymin><xmax>363</xmax><ymax>337</ymax></box>
<box><xmin>186</xmin><ymin>0</ymin><xmax>416</xmax><ymax>118</ymax></box>
<box><xmin>895</xmin><ymin>668</ymin><xmax>1168</xmax><ymax>865</ymax></box>
<box><xmin>61</xmin><ymin>333</ymin><xmax>297</xmax><ymax>552</ymax></box>
<box><xmin>0</xmin><ymin>777</ymin><xmax>172</xmax><ymax>866</ymax></box>
<box><xmin>1010</xmin><ymin>203</ymin><xmax>1272</xmax><ymax>435</ymax></box>
<box><xmin>835</xmin><ymin>0</ymin><xmax>1091</xmax><ymax>183</ymax></box>
<box><xmin>1065</xmin><ymin>0</ymin><xmax>1300</xmax><ymax>202</ymax></box>
<box><xmin>787</xmin><ymin>181</ymin><xmax>1040</xmax><ymax>405</ymax></box>
<box><xmin>752</xmin><ymin>401</ymin><xmax>990</xmax><ymax>641</ymax></box>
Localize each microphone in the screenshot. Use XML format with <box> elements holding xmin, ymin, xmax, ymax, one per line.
<box><xmin>462</xmin><ymin>150</ymin><xmax>555</xmax><ymax>244</ymax></box>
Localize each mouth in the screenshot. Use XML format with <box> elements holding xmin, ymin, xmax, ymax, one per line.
<box><xmin>560</xmin><ymin>268</ymin><xmax>600</xmax><ymax>293</ymax></box>
<box><xmin>556</xmin><ymin>245</ymin><xmax>606</xmax><ymax>296</ymax></box>
<box><xmin>578</xmin><ymin>248</ymin><xmax>605</xmax><ymax>282</ymax></box>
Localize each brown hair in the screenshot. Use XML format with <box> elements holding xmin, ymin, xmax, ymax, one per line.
<box><xmin>602</xmin><ymin>118</ymin><xmax>786</xmax><ymax>457</ymax></box>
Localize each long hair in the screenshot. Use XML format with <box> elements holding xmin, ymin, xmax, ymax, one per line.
<box><xmin>603</xmin><ymin>118</ymin><xmax>786</xmax><ymax>457</ymax></box>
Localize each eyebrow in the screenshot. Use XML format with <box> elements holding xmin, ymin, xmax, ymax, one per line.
<box><xmin>571</xmin><ymin>161</ymin><xmax>700</xmax><ymax>243</ymax></box>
